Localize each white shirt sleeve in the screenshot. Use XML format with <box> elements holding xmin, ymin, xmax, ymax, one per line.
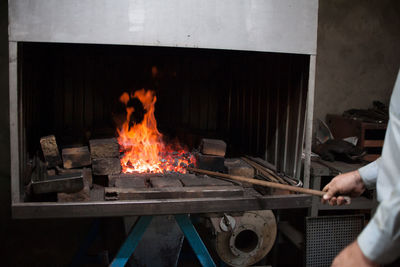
<box><xmin>358</xmin><ymin>158</ymin><xmax>380</xmax><ymax>189</ymax></box>
<box><xmin>357</xmin><ymin>182</ymin><xmax>400</xmax><ymax>264</ymax></box>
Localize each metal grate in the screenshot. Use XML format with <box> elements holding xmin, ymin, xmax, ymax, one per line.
<box><xmin>305</xmin><ymin>215</ymin><xmax>364</xmax><ymax>267</ymax></box>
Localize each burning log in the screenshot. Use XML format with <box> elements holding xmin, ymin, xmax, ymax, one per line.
<box><xmin>40</xmin><ymin>135</ymin><xmax>62</xmax><ymax>168</ymax></box>
<box><xmin>117</xmin><ymin>90</ymin><xmax>195</xmax><ymax>174</ymax></box>
<box><xmin>92</xmin><ymin>158</ymin><xmax>122</xmax><ymax>175</ymax></box>
<box><xmin>195</xmin><ymin>152</ymin><xmax>225</xmax><ymax>172</ymax></box>
<box><xmin>200</xmin><ymin>138</ymin><xmax>226</xmax><ymax>157</ymax></box>
<box><xmin>62</xmin><ymin>146</ymin><xmax>91</xmax><ymax>169</ymax></box>
<box><xmin>89</xmin><ymin>138</ymin><xmax>120</xmax><ymax>158</ymax></box>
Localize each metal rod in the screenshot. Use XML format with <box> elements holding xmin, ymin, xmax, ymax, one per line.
<box><xmin>303</xmin><ymin>55</ymin><xmax>317</xmax><ymax>189</ymax></box>
<box><xmin>9</xmin><ymin>41</ymin><xmax>20</xmax><ymax>203</ymax></box>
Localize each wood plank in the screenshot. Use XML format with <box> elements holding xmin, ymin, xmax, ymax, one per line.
<box><xmin>180</xmin><ymin>174</ymin><xmax>233</xmax><ymax>187</ymax></box>
<box><xmin>92</xmin><ymin>158</ymin><xmax>121</xmax><ymax>175</ymax></box>
<box><xmin>150</xmin><ymin>177</ymin><xmax>182</xmax><ymax>188</ymax></box>
<box><xmin>62</xmin><ymin>146</ymin><xmax>91</xmax><ymax>169</ymax></box>
<box><xmin>104</xmin><ymin>186</ymin><xmax>243</xmax><ymax>200</ymax></box>
<box><xmin>40</xmin><ymin>135</ymin><xmax>62</xmax><ymax>168</ymax></box>
<box><xmin>89</xmin><ymin>138</ymin><xmax>120</xmax><ymax>158</ymax></box>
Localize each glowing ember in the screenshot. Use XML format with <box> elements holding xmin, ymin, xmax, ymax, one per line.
<box><xmin>117</xmin><ymin>89</ymin><xmax>195</xmax><ymax>174</ymax></box>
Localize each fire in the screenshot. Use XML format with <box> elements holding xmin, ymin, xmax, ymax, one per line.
<box><xmin>117</xmin><ymin>89</ymin><xmax>195</xmax><ymax>174</ymax></box>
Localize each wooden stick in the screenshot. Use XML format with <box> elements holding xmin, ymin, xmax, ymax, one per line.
<box><xmin>187</xmin><ymin>167</ymin><xmax>326</xmax><ymax>197</ymax></box>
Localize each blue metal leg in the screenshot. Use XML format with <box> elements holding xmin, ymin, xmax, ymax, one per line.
<box><xmin>70</xmin><ymin>219</ymin><xmax>100</xmax><ymax>267</ymax></box>
<box><xmin>175</xmin><ymin>214</ymin><xmax>216</xmax><ymax>267</ymax></box>
<box><xmin>110</xmin><ymin>216</ymin><xmax>153</xmax><ymax>267</ymax></box>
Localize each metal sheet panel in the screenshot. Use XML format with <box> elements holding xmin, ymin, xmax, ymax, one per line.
<box><xmin>12</xmin><ymin>194</ymin><xmax>312</xmax><ymax>219</ymax></box>
<box><xmin>9</xmin><ymin>41</ymin><xmax>20</xmax><ymax>203</ymax></box>
<box><xmin>306</xmin><ymin>215</ymin><xmax>364</xmax><ymax>267</ymax></box>
<box><xmin>9</xmin><ymin>0</ymin><xmax>318</xmax><ymax>55</ymax></box>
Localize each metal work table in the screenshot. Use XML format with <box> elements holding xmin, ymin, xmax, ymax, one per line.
<box><xmin>12</xmin><ymin>188</ymin><xmax>312</xmax><ymax>219</ymax></box>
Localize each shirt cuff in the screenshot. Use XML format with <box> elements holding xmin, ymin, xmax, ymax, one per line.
<box><xmin>357</xmin><ymin>217</ymin><xmax>389</xmax><ymax>263</ymax></box>
<box><xmin>357</xmin><ymin>201</ymin><xmax>400</xmax><ymax>264</ymax></box>
<box><xmin>358</xmin><ymin>159</ymin><xmax>379</xmax><ymax>189</ymax></box>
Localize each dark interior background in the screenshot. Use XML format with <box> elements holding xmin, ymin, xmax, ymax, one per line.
<box><xmin>20</xmin><ymin>42</ymin><xmax>309</xmax><ymax>174</ymax></box>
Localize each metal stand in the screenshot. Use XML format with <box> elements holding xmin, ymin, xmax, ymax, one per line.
<box><xmin>110</xmin><ymin>214</ymin><xmax>216</xmax><ymax>267</ymax></box>
<box><xmin>70</xmin><ymin>219</ymin><xmax>100</xmax><ymax>267</ymax></box>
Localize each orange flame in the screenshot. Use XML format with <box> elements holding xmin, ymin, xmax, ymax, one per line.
<box><xmin>117</xmin><ymin>89</ymin><xmax>195</xmax><ymax>173</ymax></box>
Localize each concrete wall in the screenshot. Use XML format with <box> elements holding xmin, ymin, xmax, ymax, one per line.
<box><xmin>314</xmin><ymin>0</ymin><xmax>400</xmax><ymax>122</ymax></box>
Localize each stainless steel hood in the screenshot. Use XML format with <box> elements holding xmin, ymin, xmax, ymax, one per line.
<box><xmin>9</xmin><ymin>0</ymin><xmax>318</xmax><ymax>55</ymax></box>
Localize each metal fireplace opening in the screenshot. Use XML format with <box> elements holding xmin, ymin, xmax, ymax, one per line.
<box><xmin>19</xmin><ymin>42</ymin><xmax>309</xmax><ymax>190</ymax></box>
<box><xmin>9</xmin><ymin>0</ymin><xmax>318</xmax><ymax>218</ymax></box>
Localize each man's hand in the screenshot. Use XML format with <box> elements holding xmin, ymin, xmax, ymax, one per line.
<box><xmin>331</xmin><ymin>240</ymin><xmax>379</xmax><ymax>267</ymax></box>
<box><xmin>322</xmin><ymin>170</ymin><xmax>365</xmax><ymax>205</ymax></box>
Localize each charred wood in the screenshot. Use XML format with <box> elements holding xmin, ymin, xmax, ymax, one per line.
<box><xmin>195</xmin><ymin>152</ymin><xmax>225</xmax><ymax>172</ymax></box>
<box><xmin>200</xmin><ymin>138</ymin><xmax>226</xmax><ymax>157</ymax></box>
<box><xmin>89</xmin><ymin>138</ymin><xmax>120</xmax><ymax>158</ymax></box>
<box><xmin>40</xmin><ymin>135</ymin><xmax>62</xmax><ymax>168</ymax></box>
<box><xmin>92</xmin><ymin>158</ymin><xmax>122</xmax><ymax>175</ymax></box>
<box><xmin>62</xmin><ymin>146</ymin><xmax>91</xmax><ymax>169</ymax></box>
